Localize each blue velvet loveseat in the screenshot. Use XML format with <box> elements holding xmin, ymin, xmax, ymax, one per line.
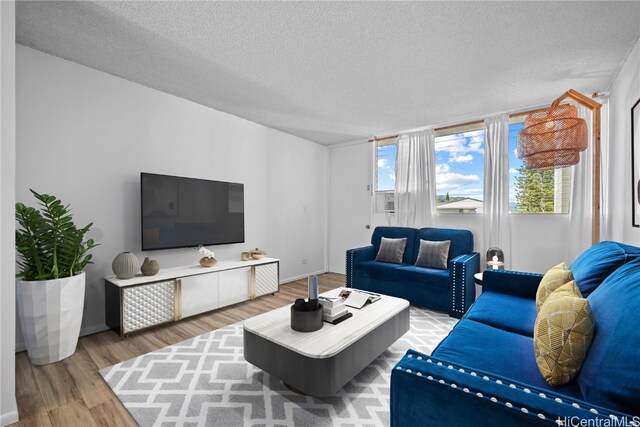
<box><xmin>346</xmin><ymin>226</ymin><xmax>479</xmax><ymax>317</ymax></box>
<box><xmin>391</xmin><ymin>241</ymin><xmax>640</xmax><ymax>426</ymax></box>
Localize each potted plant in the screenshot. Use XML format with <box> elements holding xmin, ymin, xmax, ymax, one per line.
<box><xmin>15</xmin><ymin>190</ymin><xmax>97</xmax><ymax>365</ymax></box>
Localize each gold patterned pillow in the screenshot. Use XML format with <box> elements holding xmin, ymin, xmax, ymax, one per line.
<box><xmin>536</xmin><ymin>263</ymin><xmax>573</xmax><ymax>311</ymax></box>
<box><xmin>534</xmin><ymin>281</ymin><xmax>595</xmax><ymax>386</ymax></box>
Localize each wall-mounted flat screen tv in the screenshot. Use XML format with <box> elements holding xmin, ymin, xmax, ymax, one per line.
<box><xmin>141</xmin><ymin>172</ymin><xmax>245</xmax><ymax>251</ymax></box>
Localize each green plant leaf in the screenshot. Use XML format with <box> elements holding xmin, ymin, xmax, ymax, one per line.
<box><xmin>15</xmin><ymin>190</ymin><xmax>98</xmax><ymax>281</ymax></box>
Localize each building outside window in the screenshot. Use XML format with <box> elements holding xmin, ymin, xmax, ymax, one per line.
<box><xmin>434</xmin><ymin>128</ymin><xmax>485</xmax><ymax>214</ymax></box>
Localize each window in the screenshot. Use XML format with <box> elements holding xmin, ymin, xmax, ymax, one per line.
<box><xmin>435</xmin><ymin>128</ymin><xmax>485</xmax><ymax>214</ymax></box>
<box><xmin>373</xmin><ymin>116</ymin><xmax>573</xmax><ymax>215</ymax></box>
<box><xmin>508</xmin><ymin>120</ymin><xmax>572</xmax><ymax>213</ymax></box>
<box><xmin>376</xmin><ymin>141</ymin><xmax>397</xmax><ymax>192</ymax></box>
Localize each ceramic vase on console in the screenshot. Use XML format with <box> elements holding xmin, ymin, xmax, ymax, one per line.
<box><xmin>198</xmin><ymin>246</ymin><xmax>217</xmax><ymax>267</ymax></box>
<box><xmin>199</xmin><ymin>257</ymin><xmax>217</xmax><ymax>267</ymax></box>
<box><xmin>112</xmin><ymin>252</ymin><xmax>139</xmax><ymax>279</ymax></box>
<box><xmin>141</xmin><ymin>257</ymin><xmax>159</xmax><ymax>276</ymax></box>
<box><xmin>250</xmin><ymin>248</ymin><xmax>266</xmax><ymax>260</ymax></box>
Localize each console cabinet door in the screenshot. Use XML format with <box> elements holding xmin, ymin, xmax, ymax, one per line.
<box><xmin>180</xmin><ymin>273</ymin><xmax>219</xmax><ymax>318</ymax></box>
<box><xmin>122</xmin><ymin>280</ymin><xmax>177</xmax><ymax>334</ymax></box>
<box><xmin>218</xmin><ymin>267</ymin><xmax>250</xmax><ymax>307</ymax></box>
<box><xmin>254</xmin><ymin>263</ymin><xmax>279</xmax><ymax>297</ymax></box>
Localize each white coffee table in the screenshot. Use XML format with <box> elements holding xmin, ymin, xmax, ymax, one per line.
<box><xmin>243</xmin><ymin>288</ymin><xmax>410</xmax><ymax>396</ymax></box>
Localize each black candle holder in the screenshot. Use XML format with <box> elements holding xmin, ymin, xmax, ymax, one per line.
<box><xmin>291</xmin><ymin>299</ymin><xmax>323</xmax><ymax>332</ymax></box>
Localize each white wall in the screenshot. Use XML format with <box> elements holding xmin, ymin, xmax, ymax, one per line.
<box><xmin>0</xmin><ymin>2</ymin><xmax>18</xmax><ymax>425</ymax></box>
<box><xmin>604</xmin><ymin>37</ymin><xmax>640</xmax><ymax>245</ymax></box>
<box><xmin>16</xmin><ymin>46</ymin><xmax>328</xmax><ymax>345</ymax></box>
<box><xmin>327</xmin><ymin>142</ymin><xmax>373</xmax><ymax>273</ymax></box>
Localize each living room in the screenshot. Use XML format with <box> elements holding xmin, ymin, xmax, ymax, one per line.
<box><xmin>1</xmin><ymin>1</ymin><xmax>640</xmax><ymax>426</ymax></box>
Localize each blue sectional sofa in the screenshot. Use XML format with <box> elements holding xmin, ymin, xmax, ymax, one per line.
<box><xmin>346</xmin><ymin>226</ymin><xmax>479</xmax><ymax>317</ymax></box>
<box><xmin>391</xmin><ymin>241</ymin><xmax>640</xmax><ymax>426</ymax></box>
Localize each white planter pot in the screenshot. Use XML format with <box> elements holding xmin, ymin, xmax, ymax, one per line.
<box><xmin>16</xmin><ymin>272</ymin><xmax>86</xmax><ymax>365</ymax></box>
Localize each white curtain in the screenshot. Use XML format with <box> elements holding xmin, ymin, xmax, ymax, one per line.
<box><xmin>483</xmin><ymin>114</ymin><xmax>511</xmax><ymax>268</ymax></box>
<box><xmin>599</xmin><ymin>100</ymin><xmax>610</xmax><ymax>242</ymax></box>
<box><xmin>394</xmin><ymin>129</ymin><xmax>437</xmax><ymax>228</ymax></box>
<box><xmin>568</xmin><ymin>104</ymin><xmax>594</xmax><ymax>262</ymax></box>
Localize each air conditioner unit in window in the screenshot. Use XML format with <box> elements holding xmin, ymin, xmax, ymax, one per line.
<box><xmin>384</xmin><ymin>193</ymin><xmax>395</xmax><ymax>212</ymax></box>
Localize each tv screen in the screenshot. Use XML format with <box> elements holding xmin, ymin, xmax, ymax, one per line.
<box><xmin>141</xmin><ymin>173</ymin><xmax>244</xmax><ymax>250</ymax></box>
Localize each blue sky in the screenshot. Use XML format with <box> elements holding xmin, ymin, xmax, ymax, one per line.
<box><xmin>377</xmin><ymin>123</ymin><xmax>526</xmax><ymax>202</ymax></box>
<box><xmin>377</xmin><ymin>144</ymin><xmax>397</xmax><ymax>191</ymax></box>
<box><xmin>434</xmin><ymin>129</ymin><xmax>484</xmax><ymax>199</ymax></box>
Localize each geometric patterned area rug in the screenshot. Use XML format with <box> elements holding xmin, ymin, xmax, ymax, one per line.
<box><xmin>100</xmin><ymin>306</ymin><xmax>457</xmax><ymax>427</ymax></box>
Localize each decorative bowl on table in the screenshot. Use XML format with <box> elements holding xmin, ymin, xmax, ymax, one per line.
<box><xmin>250</xmin><ymin>248</ymin><xmax>266</xmax><ymax>260</ymax></box>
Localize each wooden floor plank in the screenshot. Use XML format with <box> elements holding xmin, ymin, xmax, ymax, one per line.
<box><xmin>16</xmin><ymin>391</ymin><xmax>47</xmax><ymax>420</ymax></box>
<box><xmin>48</xmin><ymin>399</ymin><xmax>97</xmax><ymax>427</ymax></box>
<box><xmin>15</xmin><ymin>352</ymin><xmax>39</xmax><ymax>398</ymax></box>
<box><xmin>89</xmin><ymin>399</ymin><xmax>137</xmax><ymax>427</ymax></box>
<box><xmin>11</xmin><ymin>412</ymin><xmax>52</xmax><ymax>427</ymax></box>
<box><xmin>31</xmin><ymin>362</ymin><xmax>81</xmax><ymax>412</ymax></box>
<box><xmin>11</xmin><ymin>273</ymin><xmax>345</xmax><ymax>426</ymax></box>
<box><xmin>61</xmin><ymin>345</ymin><xmax>113</xmax><ymax>409</ymax></box>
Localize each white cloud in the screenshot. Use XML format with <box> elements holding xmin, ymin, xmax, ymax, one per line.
<box><xmin>435</xmin><ymin>138</ymin><xmax>467</xmax><ymax>154</ymax></box>
<box><xmin>509</xmin><ymin>168</ymin><xmax>518</xmax><ymax>174</ymax></box>
<box><xmin>435</xmin><ymin>163</ymin><xmax>451</xmax><ymax>173</ymax></box>
<box><xmin>435</xmin><ymin>131</ymin><xmax>483</xmax><ymax>162</ymax></box>
<box><xmin>377</xmin><ymin>158</ymin><xmax>388</xmax><ymax>168</ymax></box>
<box><xmin>449</xmin><ymin>153</ymin><xmax>473</xmax><ymax>163</ymax></box>
<box><xmin>513</xmin><ymin>148</ymin><xmax>518</xmax><ymax>157</ymax></box>
<box><xmin>388</xmin><ymin>172</ymin><xmax>395</xmax><ymax>181</ymax></box>
<box><xmin>436</xmin><ymin>172</ymin><xmax>479</xmax><ymax>191</ymax></box>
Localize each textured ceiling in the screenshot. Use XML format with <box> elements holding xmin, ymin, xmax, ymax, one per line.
<box><xmin>16</xmin><ymin>1</ymin><xmax>640</xmax><ymax>145</ymax></box>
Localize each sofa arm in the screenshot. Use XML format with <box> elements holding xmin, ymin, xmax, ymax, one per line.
<box><xmin>483</xmin><ymin>269</ymin><xmax>543</xmax><ymax>299</ymax></box>
<box><xmin>449</xmin><ymin>252</ymin><xmax>480</xmax><ymax>317</ymax></box>
<box><xmin>345</xmin><ymin>246</ymin><xmax>375</xmax><ymax>288</ymax></box>
<box><xmin>391</xmin><ymin>350</ymin><xmax>632</xmax><ymax>427</ymax></box>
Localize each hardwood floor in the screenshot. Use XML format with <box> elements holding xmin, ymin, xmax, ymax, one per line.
<box><xmin>10</xmin><ymin>272</ymin><xmax>346</xmax><ymax>427</ymax></box>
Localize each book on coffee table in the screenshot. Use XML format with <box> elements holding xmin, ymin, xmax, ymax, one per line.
<box><xmin>318</xmin><ymin>296</ymin><xmax>342</xmax><ymax>308</ymax></box>
<box><xmin>344</xmin><ymin>292</ymin><xmax>369</xmax><ymax>309</ymax></box>
<box><xmin>325</xmin><ymin>312</ymin><xmax>353</xmax><ymax>325</ymax></box>
<box><xmin>323</xmin><ymin>305</ymin><xmax>347</xmax><ymax>317</ymax></box>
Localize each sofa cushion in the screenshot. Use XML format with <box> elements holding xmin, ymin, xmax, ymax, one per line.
<box><xmin>465</xmin><ymin>291</ymin><xmax>537</xmax><ymax>337</ymax></box>
<box><xmin>415</xmin><ymin>239</ymin><xmax>450</xmax><ymax>269</ymax></box>
<box><xmin>414</xmin><ymin>228</ymin><xmax>473</xmax><ymax>263</ymax></box>
<box><xmin>397</xmin><ymin>265</ymin><xmax>449</xmax><ymax>290</ymax></box>
<box><xmin>371</xmin><ymin>227</ymin><xmax>417</xmax><ymax>264</ymax></box>
<box><xmin>577</xmin><ymin>258</ymin><xmax>640</xmax><ymax>415</ymax></box>
<box><xmin>355</xmin><ymin>260</ymin><xmax>407</xmax><ymax>282</ymax></box>
<box><xmin>534</xmin><ymin>281</ymin><xmax>594</xmax><ymax>386</ymax></box>
<box><xmin>432</xmin><ymin>319</ymin><xmax>583</xmax><ymax>398</ymax></box>
<box><xmin>375</xmin><ymin>237</ymin><xmax>407</xmax><ymax>264</ymax></box>
<box><xmin>535</xmin><ymin>264</ymin><xmax>574</xmax><ymax>311</ymax></box>
<box><xmin>570</xmin><ymin>241</ymin><xmax>640</xmax><ymax>297</ymax></box>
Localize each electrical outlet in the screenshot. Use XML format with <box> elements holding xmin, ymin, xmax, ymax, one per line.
<box><xmin>302</xmin><ymin>259</ymin><xmax>308</xmax><ymax>265</ymax></box>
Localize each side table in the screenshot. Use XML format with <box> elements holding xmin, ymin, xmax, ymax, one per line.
<box><xmin>474</xmin><ymin>272</ymin><xmax>483</xmax><ymax>286</ymax></box>
<box><xmin>474</xmin><ymin>272</ymin><xmax>483</xmax><ymax>300</ymax></box>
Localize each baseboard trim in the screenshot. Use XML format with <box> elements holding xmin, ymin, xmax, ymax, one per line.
<box><xmin>280</xmin><ymin>270</ymin><xmax>327</xmax><ymax>285</ymax></box>
<box><xmin>1</xmin><ymin>409</ymin><xmax>19</xmax><ymax>426</ymax></box>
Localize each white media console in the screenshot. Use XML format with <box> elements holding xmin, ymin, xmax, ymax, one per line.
<box><xmin>104</xmin><ymin>257</ymin><xmax>279</xmax><ymax>336</ymax></box>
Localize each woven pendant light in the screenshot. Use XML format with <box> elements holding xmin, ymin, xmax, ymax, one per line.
<box><xmin>517</xmin><ymin>103</ymin><xmax>587</xmax><ymax>169</ymax></box>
